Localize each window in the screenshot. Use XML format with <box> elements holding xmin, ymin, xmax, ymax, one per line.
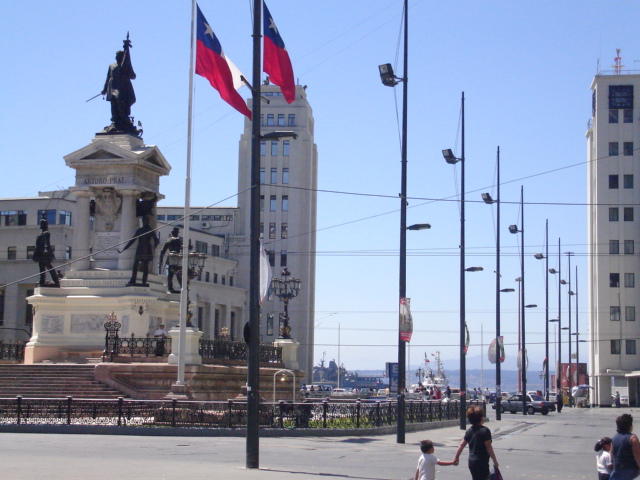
<box><xmin>2</xmin><ymin>210</ymin><xmax>27</xmax><ymax>226</ymax></box>
<box><xmin>260</xmin><ymin>168</ymin><xmax>265</xmax><ymax>184</ymax></box>
<box><xmin>624</xmin><ymin>207</ymin><xmax>634</xmax><ymax>221</ymax></box>
<box><xmin>611</xmin><ymin>339</ymin><xmax>621</xmax><ymax>355</ymax></box>
<box><xmin>166</xmin><ymin>215</ymin><xmax>181</xmax><ymax>221</ymax></box>
<box><xmin>65</xmin><ymin>246</ymin><xmax>72</xmax><ymax>260</ymax></box>
<box><xmin>627</xmin><ymin>340</ymin><xmax>637</xmax><ymax>355</ymax></box>
<box><xmin>270</xmin><ymin>195</ymin><xmax>277</xmax><ymax>212</ymax></box>
<box><xmin>288</xmin><ymin>114</ymin><xmax>296</xmax><ymax>126</ymax></box>
<box><xmin>260</xmin><ymin>222</ymin><xmax>264</xmax><ymax>238</ymax></box>
<box><xmin>7</xmin><ymin>247</ymin><xmax>16</xmax><ymax>260</ymax></box>
<box><xmin>260</xmin><ymin>114</ymin><xmax>264</xmax><ymax>126</ymax></box>
<box><xmin>625</xmin><ymin>240</ymin><xmax>635</xmax><ymax>254</ymax></box>
<box><xmin>27</xmin><ymin>246</ymin><xmax>35</xmax><ymax>260</ymax></box>
<box><xmin>213</xmin><ymin>273</ymin><xmax>218</xmax><ymax>284</ymax></box>
<box><xmin>277</xmin><ymin>114</ymin><xmax>285</xmax><ymax>126</ymax></box>
<box><xmin>268</xmin><ymin>251</ymin><xmax>275</xmax><ymax>267</ymax></box>
<box><xmin>269</xmin><ymin>222</ymin><xmax>276</xmax><ymax>239</ymax></box>
<box><xmin>610</xmin><ymin>175</ymin><xmax>619</xmax><ymax>189</ymax></box>
<box><xmin>280</xmin><ymin>250</ymin><xmax>287</xmax><ymax>267</ymax></box>
<box><xmin>609</xmin><ymin>85</ymin><xmax>634</xmax><ymax>109</ymax></box>
<box><xmin>283</xmin><ymin>140</ymin><xmax>290</xmax><ymax>156</ymax></box>
<box><xmin>271</xmin><ymin>168</ymin><xmax>277</xmax><ymax>184</ymax></box>
<box><xmin>266</xmin><ymin>313</ymin><xmax>274</xmax><ymax>336</ymax></box>
<box><xmin>282</xmin><ymin>195</ymin><xmax>289</xmax><ymax>212</ymax></box>
<box><xmin>610</xmin><ymin>208</ymin><xmax>619</xmax><ymax>221</ymax></box>
<box><xmin>0</xmin><ymin>290</ymin><xmax>4</xmax><ymax>326</ymax></box>
<box><xmin>626</xmin><ymin>306</ymin><xmax>636</xmax><ymax>321</ymax></box>
<box><xmin>38</xmin><ymin>209</ymin><xmax>56</xmax><ymax>225</ymax></box>
<box><xmin>625</xmin><ymin>174</ymin><xmax>634</xmax><ymax>189</ymax></box>
<box><xmin>260</xmin><ymin>195</ymin><xmax>265</xmax><ymax>211</ymax></box>
<box><xmin>271</xmin><ymin>141</ymin><xmax>278</xmax><ymax>156</ymax></box>
<box><xmin>610</xmin><ymin>142</ymin><xmax>619</xmax><ymax>156</ymax></box>
<box><xmin>282</xmin><ymin>168</ymin><xmax>289</xmax><ymax>184</ymax></box>
<box><xmin>611</xmin><ymin>306</ymin><xmax>621</xmax><ymax>321</ymax></box>
<box><xmin>625</xmin><ymin>273</ymin><xmax>635</xmax><ymax>288</ymax></box>
<box><xmin>221</xmin><ymin>275</ymin><xmax>226</xmax><ymax>286</ymax></box>
<box><xmin>205</xmin><ymin>272</ymin><xmax>210</xmax><ymax>283</ymax></box>
<box><xmin>610</xmin><ymin>109</ymin><xmax>619</xmax><ymax>123</ymax></box>
<box><xmin>211</xmin><ymin>245</ymin><xmax>220</xmax><ymax>257</ymax></box>
<box><xmin>625</xmin><ymin>109</ymin><xmax>634</xmax><ymax>123</ymax></box>
<box><xmin>229</xmin><ymin>276</ymin><xmax>233</xmax><ymax>287</ymax></box>
<box><xmin>260</xmin><ymin>141</ymin><xmax>266</xmax><ymax>156</ymax></box>
<box><xmin>611</xmin><ymin>273</ymin><xmax>620</xmax><ymax>287</ymax></box>
<box><xmin>281</xmin><ymin>223</ymin><xmax>288</xmax><ymax>239</ymax></box>
<box><xmin>624</xmin><ymin>142</ymin><xmax>634</xmax><ymax>156</ymax></box>
<box><xmin>267</xmin><ymin>114</ymin><xmax>274</xmax><ymax>126</ymax></box>
<box><xmin>610</xmin><ymin>240</ymin><xmax>620</xmax><ymax>254</ymax></box>
<box><xmin>195</xmin><ymin>241</ymin><xmax>208</xmax><ymax>254</ymax></box>
<box><xmin>157</xmin><ymin>215</ymin><xmax>166</xmax><ymax>221</ymax></box>
<box><xmin>59</xmin><ymin>210</ymin><xmax>72</xmax><ymax>226</ymax></box>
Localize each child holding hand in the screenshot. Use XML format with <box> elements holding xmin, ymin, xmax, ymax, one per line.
<box><xmin>415</xmin><ymin>439</ymin><xmax>457</xmax><ymax>480</ymax></box>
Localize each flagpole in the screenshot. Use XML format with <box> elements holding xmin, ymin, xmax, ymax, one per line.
<box><xmin>246</xmin><ymin>0</ymin><xmax>263</xmax><ymax>469</ymax></box>
<box><xmin>174</xmin><ymin>0</ymin><xmax>197</xmax><ymax>390</ymax></box>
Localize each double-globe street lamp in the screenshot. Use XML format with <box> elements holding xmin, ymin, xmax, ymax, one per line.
<box><xmin>166</xmin><ymin>249</ymin><xmax>207</xmax><ymax>328</ymax></box>
<box><xmin>270</xmin><ymin>267</ymin><xmax>302</xmax><ymax>340</ymax></box>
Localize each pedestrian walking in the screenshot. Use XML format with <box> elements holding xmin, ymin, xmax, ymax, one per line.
<box><xmin>595</xmin><ymin>437</ymin><xmax>613</xmax><ymax>480</ymax></box>
<box><xmin>615</xmin><ymin>392</ymin><xmax>621</xmax><ymax>408</ymax></box>
<box><xmin>556</xmin><ymin>390</ymin><xmax>564</xmax><ymax>413</ymax></box>
<box><xmin>414</xmin><ymin>439</ymin><xmax>457</xmax><ymax>480</ymax></box>
<box><xmin>453</xmin><ymin>405</ymin><xmax>499</xmax><ymax>480</ymax></box>
<box><xmin>610</xmin><ymin>413</ymin><xmax>640</xmax><ymax>480</ymax></box>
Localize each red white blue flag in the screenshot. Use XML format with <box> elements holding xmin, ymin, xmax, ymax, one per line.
<box><xmin>263</xmin><ymin>1</ymin><xmax>296</xmax><ymax>104</ymax></box>
<box><xmin>195</xmin><ymin>4</ymin><xmax>251</xmax><ymax>118</ymax></box>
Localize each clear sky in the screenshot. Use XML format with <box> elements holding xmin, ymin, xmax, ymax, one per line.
<box><xmin>2</xmin><ymin>1</ymin><xmax>639</xmax><ymax>380</ymax></box>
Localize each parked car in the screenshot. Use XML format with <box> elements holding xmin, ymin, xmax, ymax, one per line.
<box><xmin>496</xmin><ymin>393</ymin><xmax>556</xmax><ymax>415</ymax></box>
<box><xmin>620</xmin><ymin>395</ymin><xmax>630</xmax><ymax>407</ymax></box>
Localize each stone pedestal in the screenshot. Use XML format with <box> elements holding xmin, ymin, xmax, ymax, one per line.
<box><xmin>167</xmin><ymin>327</ymin><xmax>203</xmax><ymax>365</ymax></box>
<box><xmin>275</xmin><ymin>338</ymin><xmax>300</xmax><ymax>370</ymax></box>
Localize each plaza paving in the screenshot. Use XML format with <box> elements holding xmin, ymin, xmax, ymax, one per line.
<box><xmin>0</xmin><ymin>405</ymin><xmax>630</xmax><ymax>479</ymax></box>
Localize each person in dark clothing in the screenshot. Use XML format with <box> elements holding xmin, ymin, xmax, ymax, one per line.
<box><xmin>33</xmin><ymin>216</ymin><xmax>60</xmax><ymax>287</ymax></box>
<box><xmin>453</xmin><ymin>405</ymin><xmax>499</xmax><ymax>480</ymax></box>
<box><xmin>611</xmin><ymin>413</ymin><xmax>640</xmax><ymax>480</ymax></box>
<box><xmin>556</xmin><ymin>391</ymin><xmax>564</xmax><ymax>413</ymax></box>
<box><xmin>119</xmin><ymin>215</ymin><xmax>158</xmax><ymax>286</ymax></box>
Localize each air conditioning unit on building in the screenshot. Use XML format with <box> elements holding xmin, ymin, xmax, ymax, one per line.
<box><xmin>201</xmin><ymin>222</ymin><xmax>211</xmax><ymax>229</ymax></box>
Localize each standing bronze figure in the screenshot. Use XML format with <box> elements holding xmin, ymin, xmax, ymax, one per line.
<box><xmin>119</xmin><ymin>216</ymin><xmax>159</xmax><ymax>286</ymax></box>
<box><xmin>101</xmin><ymin>34</ymin><xmax>138</xmax><ymax>134</ymax></box>
<box><xmin>158</xmin><ymin>227</ymin><xmax>183</xmax><ymax>293</ymax></box>
<box><xmin>33</xmin><ymin>216</ymin><xmax>60</xmax><ymax>287</ymax></box>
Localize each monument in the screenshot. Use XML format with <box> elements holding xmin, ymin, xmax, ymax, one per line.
<box><xmin>25</xmin><ymin>34</ymin><xmax>176</xmax><ymax>364</ymax></box>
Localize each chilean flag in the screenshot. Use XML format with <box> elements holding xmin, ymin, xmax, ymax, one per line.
<box><xmin>263</xmin><ymin>1</ymin><xmax>296</xmax><ymax>104</ymax></box>
<box><xmin>195</xmin><ymin>5</ymin><xmax>252</xmax><ymax>118</ymax></box>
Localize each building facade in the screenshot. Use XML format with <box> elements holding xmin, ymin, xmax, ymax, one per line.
<box><xmin>588</xmin><ymin>70</ymin><xmax>640</xmax><ymax>406</ymax></box>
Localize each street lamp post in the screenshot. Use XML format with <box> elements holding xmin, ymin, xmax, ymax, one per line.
<box><xmin>566</xmin><ymin>252</ymin><xmax>574</xmax><ymax>406</ymax></box>
<box><xmin>549</xmin><ymin>238</ymin><xmax>563</xmax><ymax>395</ymax></box>
<box><xmin>534</xmin><ymin>220</ymin><xmax>550</xmax><ymax>399</ymax></box>
<box><xmin>509</xmin><ymin>186</ymin><xmax>528</xmax><ymax>414</ymax></box>
<box><xmin>270</xmin><ymin>268</ymin><xmax>302</xmax><ymax>339</ymax></box>
<box><xmin>378</xmin><ymin>0</ymin><xmax>409</xmax><ymax>444</ymax></box>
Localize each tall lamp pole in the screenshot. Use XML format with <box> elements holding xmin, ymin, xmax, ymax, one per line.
<box><xmin>566</xmin><ymin>252</ymin><xmax>574</xmax><ymax>406</ymax></box>
<box><xmin>443</xmin><ymin>91</ymin><xmax>467</xmax><ymax>430</ymax></box>
<box><xmin>378</xmin><ymin>0</ymin><xmax>409</xmax><ymax>444</ymax></box>
<box><xmin>534</xmin><ymin>220</ymin><xmax>550</xmax><ymax>399</ymax></box>
<box><xmin>549</xmin><ymin>239</ymin><xmax>562</xmax><ymax>395</ymax></box>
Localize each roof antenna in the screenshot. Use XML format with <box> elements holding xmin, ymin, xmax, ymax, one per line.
<box><xmin>613</xmin><ymin>49</ymin><xmax>624</xmax><ymax>75</ymax></box>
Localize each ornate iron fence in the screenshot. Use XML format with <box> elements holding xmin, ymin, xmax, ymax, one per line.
<box><xmin>117</xmin><ymin>334</ymin><xmax>171</xmax><ymax>358</ymax></box>
<box><xmin>0</xmin><ymin>397</ymin><xmax>469</xmax><ymax>430</ymax></box>
<box><xmin>199</xmin><ymin>337</ymin><xmax>282</xmax><ymax>364</ymax></box>
<box><xmin>0</xmin><ymin>341</ymin><xmax>25</xmax><ymax>362</ymax></box>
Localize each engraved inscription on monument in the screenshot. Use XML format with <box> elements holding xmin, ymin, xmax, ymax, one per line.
<box><xmin>41</xmin><ymin>315</ymin><xmax>64</xmax><ymax>334</ymax></box>
<box><xmin>70</xmin><ymin>314</ymin><xmax>105</xmax><ymax>334</ymax></box>
<box><xmin>94</xmin><ymin>232</ymin><xmax>120</xmax><ymax>258</ymax></box>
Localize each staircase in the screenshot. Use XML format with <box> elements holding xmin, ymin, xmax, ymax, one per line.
<box><xmin>0</xmin><ymin>364</ymin><xmax>127</xmax><ymax>399</ymax></box>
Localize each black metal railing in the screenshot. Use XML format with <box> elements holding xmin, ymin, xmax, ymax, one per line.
<box><xmin>117</xmin><ymin>334</ymin><xmax>172</xmax><ymax>357</ymax></box>
<box><xmin>199</xmin><ymin>337</ymin><xmax>282</xmax><ymax>364</ymax></box>
<box><xmin>0</xmin><ymin>396</ymin><xmax>466</xmax><ymax>430</ymax></box>
<box><xmin>0</xmin><ymin>341</ymin><xmax>25</xmax><ymax>362</ymax></box>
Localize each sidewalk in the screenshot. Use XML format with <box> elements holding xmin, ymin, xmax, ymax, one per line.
<box><xmin>0</xmin><ymin>406</ymin><xmax>631</xmax><ymax>479</ymax></box>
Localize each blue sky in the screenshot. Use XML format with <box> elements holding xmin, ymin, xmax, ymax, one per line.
<box><xmin>2</xmin><ymin>1</ymin><xmax>640</xmax><ymax>379</ymax></box>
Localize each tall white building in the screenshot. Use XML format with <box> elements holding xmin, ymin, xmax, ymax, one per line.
<box><xmin>232</xmin><ymin>84</ymin><xmax>318</xmax><ymax>381</ymax></box>
<box><xmin>587</xmin><ymin>67</ymin><xmax>640</xmax><ymax>406</ymax></box>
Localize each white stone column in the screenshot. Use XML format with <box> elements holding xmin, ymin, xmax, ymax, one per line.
<box><xmin>70</xmin><ymin>192</ymin><xmax>91</xmax><ymax>271</ymax></box>
<box><xmin>118</xmin><ymin>190</ymin><xmax>139</xmax><ymax>271</ymax></box>
<box><xmin>168</xmin><ymin>327</ymin><xmax>203</xmax><ymax>365</ymax></box>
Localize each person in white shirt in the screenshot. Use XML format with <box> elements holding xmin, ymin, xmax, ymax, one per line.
<box><xmin>414</xmin><ymin>439</ymin><xmax>456</xmax><ymax>480</ymax></box>
<box><xmin>154</xmin><ymin>324</ymin><xmax>168</xmax><ymax>356</ymax></box>
<box><xmin>595</xmin><ymin>436</ymin><xmax>613</xmax><ymax>480</ymax></box>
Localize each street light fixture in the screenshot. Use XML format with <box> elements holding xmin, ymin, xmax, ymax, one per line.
<box><xmin>465</xmin><ymin>267</ymin><xmax>484</xmax><ymax>272</ymax></box>
<box><xmin>270</xmin><ymin>268</ymin><xmax>302</xmax><ymax>339</ymax></box>
<box><xmin>407</xmin><ymin>223</ymin><xmax>431</xmax><ymax>231</ymax></box>
<box><xmin>443</xmin><ymin>92</ymin><xmax>468</xmax><ymax>430</ymax></box>
<box><xmin>379</xmin><ymin>0</ymin><xmax>409</xmax><ymax>445</ymax></box>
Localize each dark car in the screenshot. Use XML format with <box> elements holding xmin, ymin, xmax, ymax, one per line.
<box><xmin>497</xmin><ymin>394</ymin><xmax>556</xmax><ymax>415</ymax></box>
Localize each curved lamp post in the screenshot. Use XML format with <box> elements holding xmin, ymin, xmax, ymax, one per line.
<box><xmin>270</xmin><ymin>268</ymin><xmax>302</xmax><ymax>339</ymax></box>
